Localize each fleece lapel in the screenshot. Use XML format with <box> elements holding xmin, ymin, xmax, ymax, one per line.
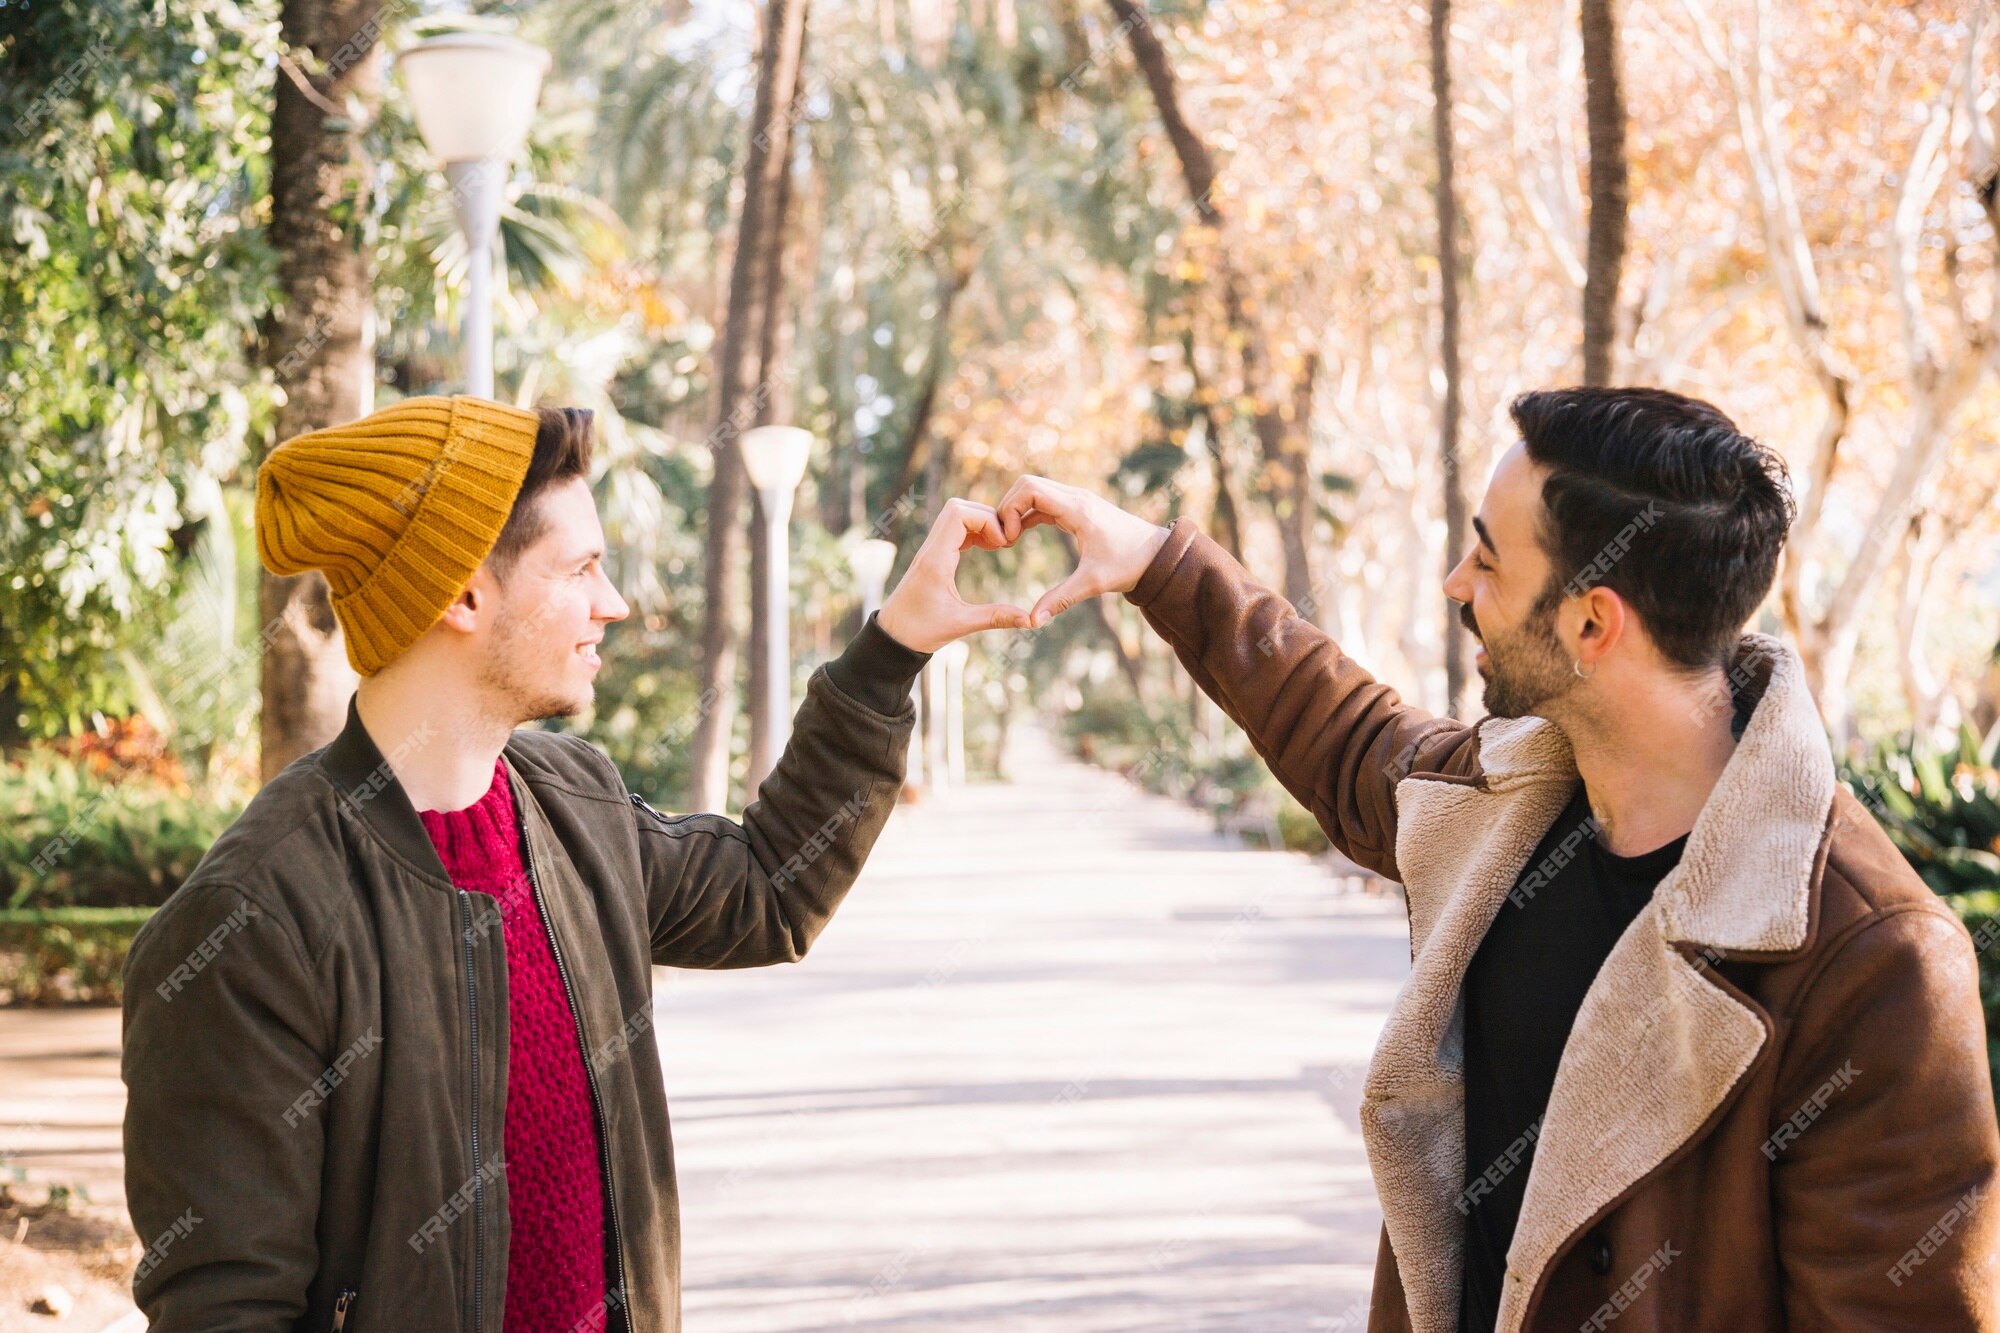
<box><xmin>1362</xmin><ymin>715</ymin><xmax>1578</xmax><ymax>1333</ymax></box>
<box><xmin>1495</xmin><ymin>636</ymin><xmax>1834</xmax><ymax>1332</ymax></box>
<box><xmin>1361</xmin><ymin>636</ymin><xmax>1836</xmax><ymax>1333</ymax></box>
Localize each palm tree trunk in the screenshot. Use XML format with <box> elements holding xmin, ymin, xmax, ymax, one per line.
<box><xmin>1581</xmin><ymin>0</ymin><xmax>1629</xmax><ymax>386</ymax></box>
<box><xmin>1106</xmin><ymin>0</ymin><xmax>1313</xmax><ymax>604</ymax></box>
<box><xmin>868</xmin><ymin>261</ymin><xmax>974</xmax><ymax>538</ymax></box>
<box><xmin>259</xmin><ymin>0</ymin><xmax>379</xmax><ymax>781</ymax></box>
<box><xmin>747</xmin><ymin>47</ymin><xmax>806</xmax><ymax>794</ymax></box>
<box><xmin>687</xmin><ymin>0</ymin><xmax>810</xmax><ymax>812</ymax></box>
<box><xmin>1431</xmin><ymin>0</ymin><xmax>1472</xmax><ymax>718</ymax></box>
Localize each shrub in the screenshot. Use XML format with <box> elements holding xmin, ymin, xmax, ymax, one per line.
<box><xmin>1059</xmin><ymin>689</ymin><xmax>1326</xmax><ymax>852</ymax></box>
<box><xmin>0</xmin><ymin>749</ymin><xmax>240</xmax><ymax>911</ymax></box>
<box><xmin>1843</xmin><ymin>726</ymin><xmax>2000</xmax><ymax>1113</ymax></box>
<box><xmin>0</xmin><ymin>907</ymin><xmax>154</xmax><ymax>1005</ymax></box>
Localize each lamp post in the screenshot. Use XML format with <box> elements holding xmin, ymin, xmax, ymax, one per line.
<box><xmin>938</xmin><ymin>639</ymin><xmax>968</xmax><ymax>787</ymax></box>
<box><xmin>845</xmin><ymin>535</ymin><xmax>911</xmax><ymax>791</ymax></box>
<box><xmin>397</xmin><ymin>33</ymin><xmax>550</xmax><ymax>398</ymax></box>
<box><xmin>740</xmin><ymin>426</ymin><xmax>815</xmax><ymax>791</ymax></box>
<box><xmin>847</xmin><ymin>537</ymin><xmax>898</xmax><ymax>622</ymax></box>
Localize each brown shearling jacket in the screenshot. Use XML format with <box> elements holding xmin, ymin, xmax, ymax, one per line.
<box><xmin>1127</xmin><ymin>516</ymin><xmax>2000</xmax><ymax>1332</ymax></box>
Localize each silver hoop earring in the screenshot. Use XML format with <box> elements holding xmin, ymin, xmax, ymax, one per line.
<box><xmin>1573</xmin><ymin>659</ymin><xmax>1595</xmax><ymax>680</ymax></box>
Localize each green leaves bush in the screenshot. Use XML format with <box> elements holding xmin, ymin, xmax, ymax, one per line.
<box><xmin>0</xmin><ymin>0</ymin><xmax>280</xmax><ymax>734</ymax></box>
<box><xmin>1843</xmin><ymin>725</ymin><xmax>2000</xmax><ymax>1110</ymax></box>
<box><xmin>0</xmin><ymin>907</ymin><xmax>154</xmax><ymax>1005</ymax></box>
<box><xmin>0</xmin><ymin>753</ymin><xmax>239</xmax><ymax>912</ymax></box>
<box><xmin>1060</xmin><ymin>689</ymin><xmax>1326</xmax><ymax>854</ymax></box>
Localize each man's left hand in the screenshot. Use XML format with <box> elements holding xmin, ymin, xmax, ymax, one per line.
<box><xmin>875</xmin><ymin>499</ymin><xmax>1033</xmax><ymax>653</ymax></box>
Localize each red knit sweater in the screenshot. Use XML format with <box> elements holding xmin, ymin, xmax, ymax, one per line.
<box><xmin>420</xmin><ymin>759</ymin><xmax>608</xmax><ymax>1333</ymax></box>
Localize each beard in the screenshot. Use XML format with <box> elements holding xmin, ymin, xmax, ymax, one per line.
<box><xmin>477</xmin><ymin>603</ymin><xmax>592</xmax><ymax>726</ymax></box>
<box><xmin>1461</xmin><ymin>593</ymin><xmax>1574</xmax><ymax>719</ymax></box>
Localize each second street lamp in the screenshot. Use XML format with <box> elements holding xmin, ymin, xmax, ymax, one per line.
<box><xmin>397</xmin><ymin>33</ymin><xmax>551</xmax><ymax>398</ymax></box>
<box><xmin>740</xmin><ymin>426</ymin><xmax>815</xmax><ymax>793</ymax></box>
<box><xmin>847</xmin><ymin>537</ymin><xmax>898</xmax><ymax>622</ymax></box>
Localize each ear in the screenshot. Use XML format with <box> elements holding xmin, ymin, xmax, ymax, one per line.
<box><xmin>436</xmin><ymin>565</ymin><xmax>497</xmax><ymax>635</ymax></box>
<box><xmin>1571</xmin><ymin>584</ymin><xmax>1629</xmax><ymax>668</ymax></box>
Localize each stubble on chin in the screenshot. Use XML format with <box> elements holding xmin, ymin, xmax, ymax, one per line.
<box><xmin>478</xmin><ymin>629</ymin><xmax>590</xmax><ymax>727</ymax></box>
<box><xmin>1477</xmin><ymin>633</ymin><xmax>1572</xmax><ymax>719</ymax></box>
<box><xmin>521</xmin><ymin>693</ymin><xmax>587</xmax><ymax>725</ymax></box>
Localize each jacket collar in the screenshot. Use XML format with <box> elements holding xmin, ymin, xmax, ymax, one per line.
<box><xmin>1361</xmin><ymin>634</ymin><xmax>1837</xmax><ymax>1333</ymax></box>
<box><xmin>1462</xmin><ymin>633</ymin><xmax>1831</xmax><ymax>955</ymax></box>
<box><xmin>319</xmin><ymin>694</ymin><xmax>455</xmax><ymax>886</ymax></box>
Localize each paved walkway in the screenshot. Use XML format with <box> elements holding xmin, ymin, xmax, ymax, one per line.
<box><xmin>0</xmin><ymin>724</ymin><xmax>1409</xmax><ymax>1331</ymax></box>
<box><xmin>667</xmin><ymin>725</ymin><xmax>1407</xmax><ymax>1331</ymax></box>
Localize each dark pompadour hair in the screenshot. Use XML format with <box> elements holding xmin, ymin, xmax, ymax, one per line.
<box><xmin>1512</xmin><ymin>386</ymin><xmax>1794</xmax><ymax>670</ymax></box>
<box><xmin>488</xmin><ymin>406</ymin><xmax>595</xmax><ymax>579</ymax></box>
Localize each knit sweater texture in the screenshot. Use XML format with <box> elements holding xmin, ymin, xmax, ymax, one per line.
<box><xmin>420</xmin><ymin>759</ymin><xmax>609</xmax><ymax>1333</ymax></box>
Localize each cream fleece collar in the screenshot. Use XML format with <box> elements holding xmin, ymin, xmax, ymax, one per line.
<box><xmin>1361</xmin><ymin>634</ymin><xmax>1836</xmax><ymax>1332</ymax></box>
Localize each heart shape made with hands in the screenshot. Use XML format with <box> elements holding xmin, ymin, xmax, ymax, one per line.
<box><xmin>878</xmin><ymin>476</ymin><xmax>1163</xmax><ymax>652</ymax></box>
<box><xmin>994</xmin><ymin>473</ymin><xmax>1162</xmax><ymax>627</ymax></box>
<box><xmin>877</xmin><ymin>498</ymin><xmax>1038</xmax><ymax>653</ymax></box>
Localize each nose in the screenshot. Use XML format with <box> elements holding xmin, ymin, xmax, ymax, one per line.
<box><xmin>1442</xmin><ymin>548</ymin><xmax>1475</xmax><ymax>605</ymax></box>
<box><xmin>595</xmin><ymin>569</ymin><xmax>630</xmax><ymax>623</ymax></box>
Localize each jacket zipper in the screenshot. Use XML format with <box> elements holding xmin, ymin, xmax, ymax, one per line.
<box><xmin>457</xmin><ymin>892</ymin><xmax>486</xmax><ymax>1332</ymax></box>
<box><xmin>330</xmin><ymin>1286</ymin><xmax>355</xmax><ymax>1331</ymax></box>
<box><xmin>522</xmin><ymin>845</ymin><xmax>631</xmax><ymax>1330</ymax></box>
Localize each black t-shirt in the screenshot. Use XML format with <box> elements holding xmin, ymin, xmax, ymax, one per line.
<box><xmin>1456</xmin><ymin>786</ymin><xmax>1688</xmax><ymax>1333</ymax></box>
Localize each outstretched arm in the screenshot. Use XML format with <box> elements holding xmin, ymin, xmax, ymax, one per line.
<box><xmin>995</xmin><ymin>476</ymin><xmax>1473</xmax><ymax>880</ymax></box>
<box><xmin>638</xmin><ymin>499</ymin><xmax>1030</xmax><ymax>967</ymax></box>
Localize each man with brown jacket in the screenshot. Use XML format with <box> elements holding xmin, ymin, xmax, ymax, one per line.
<box><xmin>998</xmin><ymin>386</ymin><xmax>2000</xmax><ymax>1330</ymax></box>
<box><xmin>121</xmin><ymin>397</ymin><xmax>1030</xmax><ymax>1332</ymax></box>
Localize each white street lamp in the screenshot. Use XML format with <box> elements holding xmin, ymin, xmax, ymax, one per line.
<box><xmin>847</xmin><ymin>537</ymin><xmax>898</xmax><ymax>622</ymax></box>
<box><xmin>938</xmin><ymin>639</ymin><xmax>968</xmax><ymax>787</ymax></box>
<box><xmin>844</xmin><ymin>534</ymin><xmax>910</xmax><ymax>791</ymax></box>
<box><xmin>740</xmin><ymin>426</ymin><xmax>815</xmax><ymax>788</ymax></box>
<box><xmin>397</xmin><ymin>33</ymin><xmax>551</xmax><ymax>398</ymax></box>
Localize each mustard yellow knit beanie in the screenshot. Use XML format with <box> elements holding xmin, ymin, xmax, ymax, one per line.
<box><xmin>255</xmin><ymin>395</ymin><xmax>540</xmax><ymax>676</ymax></box>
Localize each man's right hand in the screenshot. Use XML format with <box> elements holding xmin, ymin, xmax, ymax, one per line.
<box><xmin>993</xmin><ymin>475</ymin><xmax>1172</xmax><ymax>627</ymax></box>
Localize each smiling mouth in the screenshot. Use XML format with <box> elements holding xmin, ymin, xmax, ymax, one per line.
<box><xmin>576</xmin><ymin>641</ymin><xmax>601</xmax><ymax>667</ymax></box>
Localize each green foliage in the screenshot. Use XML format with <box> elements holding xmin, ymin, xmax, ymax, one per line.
<box><xmin>115</xmin><ymin>485</ymin><xmax>266</xmax><ymax>784</ymax></box>
<box><xmin>1842</xmin><ymin>724</ymin><xmax>2000</xmax><ymax>897</ymax></box>
<box><xmin>1843</xmin><ymin>727</ymin><xmax>2000</xmax><ymax>1109</ymax></box>
<box><xmin>0</xmin><ymin>0</ymin><xmax>279</xmax><ymax>734</ymax></box>
<box><xmin>0</xmin><ymin>906</ymin><xmax>154</xmax><ymax>1005</ymax></box>
<box><xmin>1058</xmin><ymin>682</ymin><xmax>1323</xmax><ymax>852</ymax></box>
<box><xmin>564</xmin><ymin>440</ymin><xmax>711</xmax><ymax>805</ymax></box>
<box><xmin>579</xmin><ymin>638</ymin><xmax>713</xmax><ymax>809</ymax></box>
<box><xmin>0</xmin><ymin>752</ymin><xmax>241</xmax><ymax>912</ymax></box>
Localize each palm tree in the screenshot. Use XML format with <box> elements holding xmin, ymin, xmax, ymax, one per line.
<box><xmin>260</xmin><ymin>0</ymin><xmax>382</xmax><ymax>780</ymax></box>
<box><xmin>1581</xmin><ymin>0</ymin><xmax>1629</xmax><ymax>386</ymax></box>
<box><xmin>686</xmin><ymin>0</ymin><xmax>810</xmax><ymax>812</ymax></box>
<box><xmin>1105</xmin><ymin>0</ymin><xmax>1317</xmax><ymax>610</ymax></box>
<box><xmin>1431</xmin><ymin>0</ymin><xmax>1471</xmax><ymax>717</ymax></box>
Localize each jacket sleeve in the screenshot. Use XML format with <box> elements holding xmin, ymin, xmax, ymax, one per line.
<box><xmin>1125</xmin><ymin>517</ymin><xmax>1474</xmax><ymax>880</ymax></box>
<box><xmin>121</xmin><ymin>879</ymin><xmax>329</xmax><ymax>1332</ymax></box>
<box><xmin>1770</xmin><ymin>903</ymin><xmax>2000</xmax><ymax>1327</ymax></box>
<box><xmin>633</xmin><ymin>629</ymin><xmax>920</xmax><ymax>969</ymax></box>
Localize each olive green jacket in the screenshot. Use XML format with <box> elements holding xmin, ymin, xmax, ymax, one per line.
<box><xmin>122</xmin><ymin>646</ymin><xmax>916</xmax><ymax>1333</ymax></box>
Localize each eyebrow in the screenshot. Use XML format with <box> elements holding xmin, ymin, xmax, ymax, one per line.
<box><xmin>1471</xmin><ymin>517</ymin><xmax>1498</xmax><ymax>558</ymax></box>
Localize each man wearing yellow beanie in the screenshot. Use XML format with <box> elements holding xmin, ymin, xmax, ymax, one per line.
<box><xmin>121</xmin><ymin>395</ymin><xmax>1029</xmax><ymax>1333</ymax></box>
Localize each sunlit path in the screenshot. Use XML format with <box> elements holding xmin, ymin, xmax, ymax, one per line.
<box><xmin>663</xmin><ymin>724</ymin><xmax>1408</xmax><ymax>1331</ymax></box>
<box><xmin>0</xmin><ymin>726</ymin><xmax>1409</xmax><ymax>1333</ymax></box>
